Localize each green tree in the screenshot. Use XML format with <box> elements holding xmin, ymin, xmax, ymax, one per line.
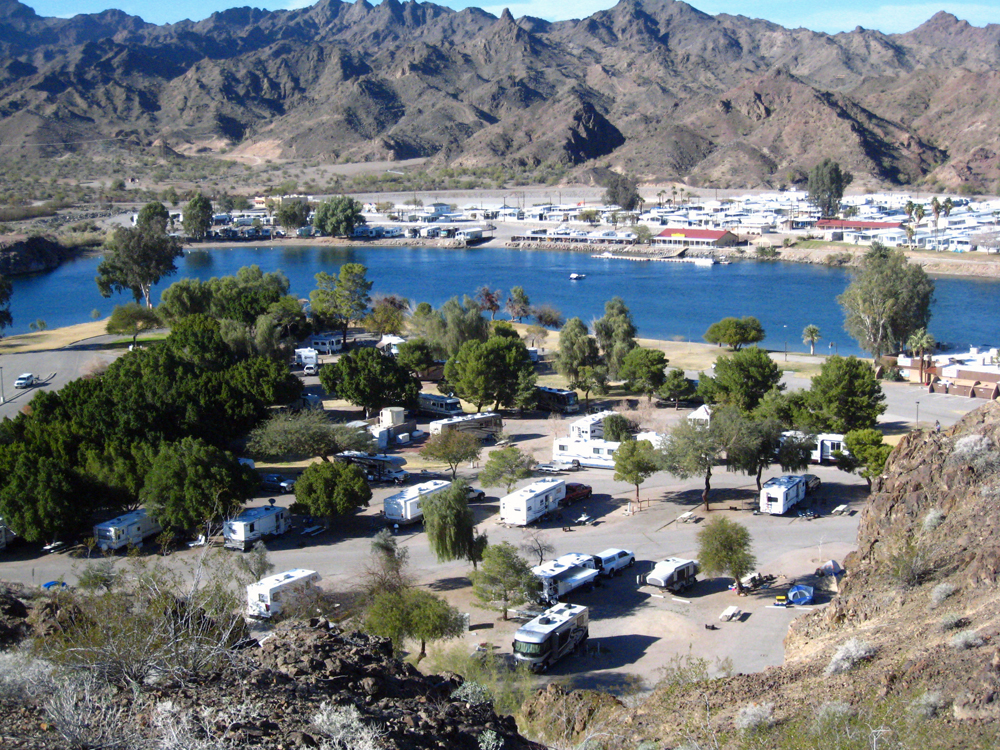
<box><xmin>420</xmin><ymin>431</ymin><xmax>482</xmax><ymax>480</ymax></box>
<box><xmin>603</xmin><ymin>172</ymin><xmax>641</xmax><ymax>211</ymax></box>
<box><xmin>105</xmin><ymin>303</ymin><xmax>161</xmax><ymax>348</ymax></box>
<box><xmin>661</xmin><ymin>419</ymin><xmax>724</xmax><ymax>511</ymax></box>
<box><xmin>579</xmin><ymin>209</ymin><xmax>599</xmax><ymax>225</ymax></box>
<box><xmin>807</xmin><ymin>355</ymin><xmax>886</xmax><ymax>433</ymax></box>
<box><xmin>704</xmin><ymin>346</ymin><xmax>782</xmax><ymax>414</ymax></box>
<box><xmin>313</xmin><ymin>195</ymin><xmax>365</xmax><ymax>237</ymax></box>
<box><xmin>470</xmin><ymin>542</ymin><xmax>539</xmax><ymax>621</ymax></box>
<box><xmin>697</xmin><ymin>516</ymin><xmax>757</xmax><ymax>594</ymax></box>
<box><xmin>532</xmin><ymin>304</ymin><xmax>564</xmax><ymax>329</ymax></box>
<box><xmin>444</xmin><ymin>336</ymin><xmax>535</xmax><ymax>412</ymax></box>
<box><xmin>505</xmin><ymin>286</ymin><xmax>531</xmax><ymax>322</ymax></box>
<box><xmin>97</xmin><ymin>226</ymin><xmax>183</xmax><ymax>308</ymax></box>
<box><xmin>619</xmin><ymin>347</ymin><xmax>668</xmax><ymax>401</ymax></box>
<box><xmin>836</xmin><ymin>429</ymin><xmax>892</xmax><ymax>488</ymax></box>
<box><xmin>479</xmin><ymin>445</ymin><xmax>536</xmax><ymax>494</ymax></box>
<box><xmin>323</xmin><ymin>347</ymin><xmax>420</xmax><ymax>418</ymax></box>
<box><xmin>557</xmin><ymin>317</ymin><xmax>602</xmax><ymax>386</ymax></box>
<box><xmin>0</xmin><ymin>454</ymin><xmax>86</xmax><ymax>543</ymax></box>
<box><xmin>247</xmin><ymin>409</ymin><xmax>373</xmax><ymax>463</ymax></box>
<box><xmin>423</xmin><ymin>480</ymin><xmax>477</xmax><ymax>564</ymax></box>
<box><xmin>365</xmin><ymin>588</ymin><xmax>464</xmax><ymax>659</ymax></box>
<box><xmin>807</xmin><ymin>158</ymin><xmax>853</xmax><ymax>217</ymax></box>
<box><xmin>593</xmin><ymin>297</ymin><xmax>637</xmax><ymax>379</ymax></box>
<box><xmin>475</xmin><ymin>286</ymin><xmax>503</xmax><ymax>320</ymax></box>
<box><xmin>577</xmin><ymin>365</ymin><xmax>609</xmax><ymax>409</ymax></box>
<box><xmin>396</xmin><ymin>338</ymin><xmax>437</xmax><ymax>377</ymax></box>
<box><xmin>657</xmin><ymin>368</ymin><xmax>696</xmax><ymax>409</ymax></box>
<box><xmin>613</xmin><ymin>438</ymin><xmax>660</xmax><ymax>505</ymax></box>
<box><xmin>158</xmin><ymin>277</ymin><xmax>212</xmax><ymax>321</ymax></box>
<box><xmin>838</xmin><ymin>243</ymin><xmax>934</xmax><ymax>362</ymax></box>
<box><xmin>0</xmin><ymin>274</ymin><xmax>11</xmax><ymax>334</ymax></box>
<box><xmin>140</xmin><ymin>438</ymin><xmax>253</xmax><ymax>533</ymax></box>
<box><xmin>364</xmin><ymin>295</ymin><xmax>407</xmax><ymax>337</ymax></box>
<box><xmin>802</xmin><ymin>324</ymin><xmax>821</xmax><ymax>356</ymax></box>
<box><xmin>275</xmin><ymin>200</ymin><xmax>309</xmax><ymax>230</ymax></box>
<box><xmin>364</xmin><ymin>529</ymin><xmax>412</xmax><ymax>597</ymax></box>
<box><xmin>602</xmin><ymin>413</ymin><xmax>634</xmax><ymax>443</ymax></box>
<box><xmin>310</xmin><ymin>264</ymin><xmax>373</xmax><ymax>346</ymax></box>
<box><xmin>712</xmin><ymin>408</ymin><xmax>807</xmax><ymax>491</ymax></box>
<box><xmin>703</xmin><ymin>316</ymin><xmax>766</xmax><ymax>350</ymax></box>
<box><xmin>136</xmin><ymin>201</ymin><xmax>170</xmax><ymax>233</ymax></box>
<box><xmin>292</xmin><ymin>460</ymin><xmax>372</xmax><ymax>524</ymax></box>
<box><xmin>182</xmin><ymin>193</ymin><xmax>213</xmax><ymax>240</ymax></box>
<box><xmin>414</xmin><ymin>296</ymin><xmax>489</xmax><ymax>359</ymax></box>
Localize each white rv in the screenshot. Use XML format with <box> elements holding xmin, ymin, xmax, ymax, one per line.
<box><xmin>512</xmin><ymin>603</ymin><xmax>589</xmax><ymax>672</ymax></box>
<box><xmin>247</xmin><ymin>569</ymin><xmax>320</xmax><ymax>619</ymax></box>
<box><xmin>532</xmin><ymin>554</ymin><xmax>600</xmax><ymax>604</ymax></box>
<box><xmin>645</xmin><ymin>558</ymin><xmax>699</xmax><ymax>591</ymax></box>
<box><xmin>383</xmin><ymin>480</ymin><xmax>451</xmax><ymax>525</ymax></box>
<box><xmin>224</xmin><ymin>505</ymin><xmax>291</xmax><ymax>551</ymax></box>
<box><xmin>812</xmin><ymin>433</ymin><xmax>848</xmax><ymax>463</ymax></box>
<box><xmin>94</xmin><ymin>509</ymin><xmax>162</xmax><ymax>552</ymax></box>
<box><xmin>294</xmin><ymin>347</ymin><xmax>319</xmax><ymax>367</ymax></box>
<box><xmin>499</xmin><ymin>478</ymin><xmax>566</xmax><ymax>526</ymax></box>
<box><xmin>552</xmin><ymin>431</ymin><xmax>665</xmax><ymax>470</ymax></box>
<box><xmin>0</xmin><ymin>518</ymin><xmax>15</xmax><ymax>551</ymax></box>
<box><xmin>760</xmin><ymin>475</ymin><xmax>807</xmax><ymax>515</ymax></box>
<box><xmin>308</xmin><ymin>333</ymin><xmax>343</xmax><ymax>355</ymax></box>
<box><xmin>567</xmin><ymin>411</ymin><xmax>617</xmax><ymax>440</ymax></box>
<box><xmin>428</xmin><ymin>412</ymin><xmax>503</xmax><ymax>439</ymax></box>
<box><xmin>417</xmin><ymin>392</ymin><xmax>463</xmax><ymax>417</ymax></box>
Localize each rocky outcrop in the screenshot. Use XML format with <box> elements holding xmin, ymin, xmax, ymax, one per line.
<box><xmin>0</xmin><ymin>235</ymin><xmax>80</xmax><ymax>277</ymax></box>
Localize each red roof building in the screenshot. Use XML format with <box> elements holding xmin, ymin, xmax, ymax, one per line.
<box><xmin>651</xmin><ymin>228</ymin><xmax>739</xmax><ymax>248</ymax></box>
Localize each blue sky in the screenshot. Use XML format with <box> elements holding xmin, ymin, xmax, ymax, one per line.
<box><xmin>22</xmin><ymin>0</ymin><xmax>1000</xmax><ymax>34</ymax></box>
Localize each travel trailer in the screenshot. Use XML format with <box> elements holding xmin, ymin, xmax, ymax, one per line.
<box><xmin>294</xmin><ymin>347</ymin><xmax>319</xmax><ymax>367</ymax></box>
<box><xmin>94</xmin><ymin>509</ymin><xmax>162</xmax><ymax>552</ymax></box>
<box><xmin>512</xmin><ymin>603</ymin><xmax>589</xmax><ymax>672</ymax></box>
<box><xmin>308</xmin><ymin>333</ymin><xmax>343</xmax><ymax>354</ymax></box>
<box><xmin>532</xmin><ymin>554</ymin><xmax>599</xmax><ymax>604</ymax></box>
<box><xmin>224</xmin><ymin>504</ymin><xmax>291</xmax><ymax>551</ymax></box>
<box><xmin>552</xmin><ymin>431</ymin><xmax>665</xmax><ymax>469</ymax></box>
<box><xmin>567</xmin><ymin>411</ymin><xmax>617</xmax><ymax>440</ymax></box>
<box><xmin>246</xmin><ymin>569</ymin><xmax>320</xmax><ymax>618</ymax></box>
<box><xmin>383</xmin><ymin>480</ymin><xmax>451</xmax><ymax>525</ymax></box>
<box><xmin>499</xmin><ymin>478</ymin><xmax>566</xmax><ymax>526</ymax></box>
<box><xmin>645</xmin><ymin>558</ymin><xmax>699</xmax><ymax>592</ymax></box>
<box><xmin>759</xmin><ymin>475</ymin><xmax>807</xmax><ymax>515</ymax></box>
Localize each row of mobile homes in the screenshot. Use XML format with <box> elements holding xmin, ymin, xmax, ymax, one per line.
<box><xmin>535</xmin><ymin>386</ymin><xmax>580</xmax><ymax>414</ymax></box>
<box><xmin>383</xmin><ymin>480</ymin><xmax>451</xmax><ymax>525</ymax></box>
<box><xmin>417</xmin><ymin>392</ymin><xmax>464</xmax><ymax>418</ymax></box>
<box><xmin>532</xmin><ymin>553</ymin><xmax>600</xmax><ymax>604</ymax></box>
<box><xmin>500</xmin><ymin>478</ymin><xmax>566</xmax><ymax>526</ymax></box>
<box><xmin>429</xmin><ymin>412</ymin><xmax>503</xmax><ymax>439</ymax></box>
<box><xmin>247</xmin><ymin>569</ymin><xmax>320</xmax><ymax>618</ymax></box>
<box><xmin>512</xmin><ymin>603</ymin><xmax>589</xmax><ymax>672</ymax></box>
<box><xmin>224</xmin><ymin>504</ymin><xmax>291</xmax><ymax>551</ymax></box>
<box><xmin>94</xmin><ymin>509</ymin><xmax>162</xmax><ymax>552</ymax></box>
<box><xmin>760</xmin><ymin>475</ymin><xmax>807</xmax><ymax>515</ymax></box>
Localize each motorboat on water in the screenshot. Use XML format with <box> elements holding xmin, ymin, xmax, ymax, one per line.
<box><xmin>569</xmin><ymin>273</ymin><xmax>586</xmax><ymax>280</ymax></box>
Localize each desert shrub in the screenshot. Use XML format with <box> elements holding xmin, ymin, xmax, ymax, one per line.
<box><xmin>922</xmin><ymin>509</ymin><xmax>946</xmax><ymax>533</ymax></box>
<box><xmin>887</xmin><ymin>538</ymin><xmax>930</xmax><ymax>588</ymax></box>
<box><xmin>0</xmin><ymin>650</ymin><xmax>55</xmax><ymax>701</ymax></box>
<box><xmin>452</xmin><ymin>680</ymin><xmax>493</xmax><ymax>706</ymax></box>
<box><xmin>755</xmin><ymin>246</ymin><xmax>778</xmax><ymax>259</ymax></box>
<box><xmin>75</xmin><ymin>558</ymin><xmax>120</xmax><ymax>592</ymax></box>
<box><xmin>153</xmin><ymin>701</ymin><xmax>229</xmax><ymax>750</ymax></box>
<box><xmin>43</xmin><ymin>674</ymin><xmax>137</xmax><ymax>750</ymax></box>
<box><xmin>910</xmin><ymin>691</ymin><xmax>948</xmax><ymax>719</ymax></box>
<box><xmin>949</xmin><ymin>434</ymin><xmax>1000</xmax><ymax>474</ymax></box>
<box><xmin>811</xmin><ymin>700</ymin><xmax>854</xmax><ymax>732</ymax></box>
<box><xmin>825</xmin><ymin>639</ymin><xmax>875</xmax><ymax>676</ymax></box>
<box><xmin>656</xmin><ymin>652</ymin><xmax>733</xmax><ymax>693</ymax></box>
<box><xmin>735</xmin><ymin>701</ymin><xmax>775</xmax><ymax>732</ymax></box>
<box><xmin>939</xmin><ymin>613</ymin><xmax>967</xmax><ymax>631</ymax></box>
<box><xmin>312</xmin><ymin>701</ymin><xmax>385</xmax><ymax>750</ymax></box>
<box><xmin>478</xmin><ymin>728</ymin><xmax>504</xmax><ymax>750</ymax></box>
<box><xmin>424</xmin><ymin>644</ymin><xmax>535</xmax><ymax>718</ymax></box>
<box><xmin>950</xmin><ymin>630</ymin><xmax>984</xmax><ymax>650</ymax></box>
<box><xmin>930</xmin><ymin>582</ymin><xmax>957</xmax><ymax>608</ymax></box>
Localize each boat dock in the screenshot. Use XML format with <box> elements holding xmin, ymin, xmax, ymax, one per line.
<box><xmin>591</xmin><ymin>253</ymin><xmax>717</xmax><ymax>266</ymax></box>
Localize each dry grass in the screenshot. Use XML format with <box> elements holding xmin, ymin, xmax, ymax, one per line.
<box><xmin>0</xmin><ymin>320</ymin><xmax>109</xmax><ymax>354</ymax></box>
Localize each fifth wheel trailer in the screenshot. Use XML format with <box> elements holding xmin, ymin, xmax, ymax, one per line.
<box><xmin>759</xmin><ymin>475</ymin><xmax>807</xmax><ymax>515</ymax></box>
<box><xmin>247</xmin><ymin>569</ymin><xmax>321</xmax><ymax>619</ymax></box>
<box><xmin>532</xmin><ymin>553</ymin><xmax>600</xmax><ymax>604</ymax></box>
<box><xmin>94</xmin><ymin>509</ymin><xmax>162</xmax><ymax>552</ymax></box>
<box><xmin>383</xmin><ymin>479</ymin><xmax>452</xmax><ymax>525</ymax></box>
<box><xmin>499</xmin><ymin>478</ymin><xmax>566</xmax><ymax>526</ymax></box>
<box><xmin>224</xmin><ymin>504</ymin><xmax>291</xmax><ymax>551</ymax></box>
<box><xmin>512</xmin><ymin>603</ymin><xmax>589</xmax><ymax>672</ymax></box>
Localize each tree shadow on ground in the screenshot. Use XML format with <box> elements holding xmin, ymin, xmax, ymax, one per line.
<box><xmin>426</xmin><ymin>576</ymin><xmax>470</xmax><ymax>592</ymax></box>
<box><xmin>555</xmin><ymin>670</ymin><xmax>648</xmax><ymax>695</ymax></box>
<box><xmin>546</xmin><ymin>634</ymin><xmax>659</xmax><ymax>675</ymax></box>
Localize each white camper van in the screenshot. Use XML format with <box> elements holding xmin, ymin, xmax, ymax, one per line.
<box><xmin>512</xmin><ymin>603</ymin><xmax>589</xmax><ymax>672</ymax></box>
<box><xmin>224</xmin><ymin>505</ymin><xmax>291</xmax><ymax>551</ymax></box>
<box><xmin>532</xmin><ymin>553</ymin><xmax>599</xmax><ymax>604</ymax></box>
<box><xmin>417</xmin><ymin>392</ymin><xmax>463</xmax><ymax>417</ymax></box>
<box><xmin>94</xmin><ymin>509</ymin><xmax>162</xmax><ymax>552</ymax></box>
<box><xmin>500</xmin><ymin>478</ymin><xmax>566</xmax><ymax>526</ymax></box>
<box><xmin>383</xmin><ymin>480</ymin><xmax>451</xmax><ymax>525</ymax></box>
<box><xmin>247</xmin><ymin>569</ymin><xmax>320</xmax><ymax>618</ymax></box>
<box><xmin>646</xmin><ymin>558</ymin><xmax>699</xmax><ymax>592</ymax></box>
<box><xmin>760</xmin><ymin>475</ymin><xmax>807</xmax><ymax>515</ymax></box>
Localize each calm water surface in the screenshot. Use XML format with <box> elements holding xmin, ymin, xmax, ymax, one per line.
<box><xmin>7</xmin><ymin>245</ymin><xmax>1000</xmax><ymax>357</ymax></box>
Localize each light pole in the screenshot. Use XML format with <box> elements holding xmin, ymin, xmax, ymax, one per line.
<box><xmin>0</xmin><ymin>366</ymin><xmax>4</xmax><ymax>404</ymax></box>
<box><xmin>916</xmin><ymin>400</ymin><xmax>921</xmax><ymax>427</ymax></box>
<box><xmin>783</xmin><ymin>325</ymin><xmax>788</xmax><ymax>362</ymax></box>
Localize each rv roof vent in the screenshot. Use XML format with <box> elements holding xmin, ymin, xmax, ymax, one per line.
<box><xmin>539</xmin><ymin>617</ymin><xmax>551</xmax><ymax>624</ymax></box>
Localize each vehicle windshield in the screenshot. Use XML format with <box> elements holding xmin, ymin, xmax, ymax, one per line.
<box><xmin>513</xmin><ymin>640</ymin><xmax>548</xmax><ymax>656</ymax></box>
<box><xmin>565</xmin><ymin>393</ymin><xmax>578</xmax><ymax>406</ymax></box>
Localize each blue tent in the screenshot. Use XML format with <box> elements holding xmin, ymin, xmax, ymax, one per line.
<box><xmin>787</xmin><ymin>584</ymin><xmax>814</xmax><ymax>605</ymax></box>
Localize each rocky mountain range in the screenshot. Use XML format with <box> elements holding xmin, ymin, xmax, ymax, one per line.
<box><xmin>1</xmin><ymin>0</ymin><xmax>1000</xmax><ymax>189</ymax></box>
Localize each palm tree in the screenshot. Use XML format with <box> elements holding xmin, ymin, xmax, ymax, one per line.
<box><xmin>931</xmin><ymin>197</ymin><xmax>942</xmax><ymax>249</ymax></box>
<box><xmin>914</xmin><ymin>204</ymin><xmax>926</xmax><ymax>245</ymax></box>
<box><xmin>905</xmin><ymin>225</ymin><xmax>915</xmax><ymax>247</ymax></box>
<box><xmin>802</xmin><ymin>324</ymin><xmax>821</xmax><ymax>356</ymax></box>
<box><xmin>907</xmin><ymin>328</ymin><xmax>936</xmax><ymax>385</ymax></box>
<box><xmin>943</xmin><ymin>197</ymin><xmax>954</xmax><ymax>218</ymax></box>
<box><xmin>657</xmin><ymin>190</ymin><xmax>666</xmax><ymax>208</ymax></box>
<box><xmin>904</xmin><ymin>200</ymin><xmax>915</xmax><ymax>222</ymax></box>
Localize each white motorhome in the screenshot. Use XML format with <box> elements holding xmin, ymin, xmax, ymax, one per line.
<box><xmin>224</xmin><ymin>504</ymin><xmax>291</xmax><ymax>551</ymax></box>
<box><xmin>568</xmin><ymin>411</ymin><xmax>617</xmax><ymax>440</ymax></box>
<box><xmin>308</xmin><ymin>333</ymin><xmax>343</xmax><ymax>354</ymax></box>
<box><xmin>247</xmin><ymin>569</ymin><xmax>320</xmax><ymax>619</ymax></box>
<box><xmin>383</xmin><ymin>480</ymin><xmax>451</xmax><ymax>525</ymax></box>
<box><xmin>552</xmin><ymin>431</ymin><xmax>665</xmax><ymax>469</ymax></box>
<box><xmin>781</xmin><ymin>431</ymin><xmax>848</xmax><ymax>464</ymax></box>
<box><xmin>417</xmin><ymin>392</ymin><xmax>463</xmax><ymax>417</ymax></box>
<box><xmin>94</xmin><ymin>509</ymin><xmax>162</xmax><ymax>552</ymax></box>
<box><xmin>428</xmin><ymin>412</ymin><xmax>503</xmax><ymax>439</ymax></box>
<box><xmin>0</xmin><ymin>518</ymin><xmax>15</xmax><ymax>551</ymax></box>
<box><xmin>499</xmin><ymin>478</ymin><xmax>566</xmax><ymax>526</ymax></box>
<box><xmin>512</xmin><ymin>603</ymin><xmax>589</xmax><ymax>672</ymax></box>
<box><xmin>532</xmin><ymin>554</ymin><xmax>600</xmax><ymax>604</ymax></box>
<box><xmin>294</xmin><ymin>347</ymin><xmax>319</xmax><ymax>366</ymax></box>
<box><xmin>645</xmin><ymin>558</ymin><xmax>699</xmax><ymax>591</ymax></box>
<box><xmin>760</xmin><ymin>475</ymin><xmax>807</xmax><ymax>515</ymax></box>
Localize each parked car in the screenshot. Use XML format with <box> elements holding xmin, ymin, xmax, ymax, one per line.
<box><xmin>14</xmin><ymin>373</ymin><xmax>36</xmax><ymax>389</ymax></box>
<box><xmin>593</xmin><ymin>549</ymin><xmax>635</xmax><ymax>577</ymax></box>
<box><xmin>260</xmin><ymin>474</ymin><xmax>285</xmax><ymax>491</ymax></box>
<box><xmin>561</xmin><ymin>483</ymin><xmax>593</xmax><ymax>506</ymax></box>
<box><xmin>802</xmin><ymin>474</ymin><xmax>822</xmax><ymax>494</ymax></box>
<box><xmin>302</xmin><ymin>364</ymin><xmax>318</xmax><ymax>376</ymax></box>
<box><xmin>279</xmin><ymin>478</ymin><xmax>297</xmax><ymax>493</ymax></box>
<box><xmin>466</xmin><ymin>486</ymin><xmax>486</xmax><ymax>502</ymax></box>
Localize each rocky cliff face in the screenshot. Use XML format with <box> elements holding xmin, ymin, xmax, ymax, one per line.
<box><xmin>0</xmin><ymin>0</ymin><xmax>998</xmax><ymax>188</ymax></box>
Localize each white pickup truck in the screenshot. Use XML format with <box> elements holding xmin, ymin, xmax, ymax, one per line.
<box><xmin>14</xmin><ymin>373</ymin><xmax>36</xmax><ymax>389</ymax></box>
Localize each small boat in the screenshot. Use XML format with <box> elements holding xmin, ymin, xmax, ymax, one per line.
<box><xmin>569</xmin><ymin>273</ymin><xmax>586</xmax><ymax>280</ymax></box>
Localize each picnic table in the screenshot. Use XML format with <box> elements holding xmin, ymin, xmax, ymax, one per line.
<box><xmin>576</xmin><ymin>514</ymin><xmax>592</xmax><ymax>525</ymax></box>
<box><xmin>719</xmin><ymin>605</ymin><xmax>742</xmax><ymax>622</ymax></box>
<box><xmin>832</xmin><ymin>504</ymin><xmax>849</xmax><ymax>516</ymax></box>
<box><xmin>302</xmin><ymin>525</ymin><xmax>324</xmax><ymax>536</ymax></box>
<box><xmin>677</xmin><ymin>511</ymin><xmax>695</xmax><ymax>523</ymax></box>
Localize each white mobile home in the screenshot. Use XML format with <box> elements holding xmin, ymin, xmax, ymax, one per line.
<box><xmin>512</xmin><ymin>603</ymin><xmax>589</xmax><ymax>672</ymax></box>
<box><xmin>812</xmin><ymin>433</ymin><xmax>847</xmax><ymax>463</ymax></box>
<box><xmin>247</xmin><ymin>569</ymin><xmax>320</xmax><ymax>618</ymax></box>
<box><xmin>760</xmin><ymin>475</ymin><xmax>807</xmax><ymax>515</ymax></box>
<box><xmin>383</xmin><ymin>480</ymin><xmax>451</xmax><ymax>525</ymax></box>
<box><xmin>532</xmin><ymin>554</ymin><xmax>599</xmax><ymax>604</ymax></box>
<box><xmin>94</xmin><ymin>509</ymin><xmax>162</xmax><ymax>552</ymax></box>
<box><xmin>224</xmin><ymin>505</ymin><xmax>291</xmax><ymax>551</ymax></box>
<box><xmin>553</xmin><ymin>431</ymin><xmax>665</xmax><ymax>469</ymax></box>
<box><xmin>500</xmin><ymin>478</ymin><xmax>566</xmax><ymax>526</ymax></box>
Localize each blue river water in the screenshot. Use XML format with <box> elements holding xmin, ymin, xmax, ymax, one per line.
<box><xmin>7</xmin><ymin>245</ymin><xmax>1000</xmax><ymax>357</ymax></box>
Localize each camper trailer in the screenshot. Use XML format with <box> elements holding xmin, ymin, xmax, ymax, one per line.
<box><xmin>552</xmin><ymin>431</ymin><xmax>665</xmax><ymax>469</ymax></box>
<box><xmin>383</xmin><ymin>480</ymin><xmax>451</xmax><ymax>525</ymax></box>
<box><xmin>308</xmin><ymin>333</ymin><xmax>343</xmax><ymax>355</ymax></box>
<box><xmin>0</xmin><ymin>518</ymin><xmax>15</xmax><ymax>551</ymax></box>
<box><xmin>568</xmin><ymin>411</ymin><xmax>617</xmax><ymax>440</ymax></box>
<box><xmin>294</xmin><ymin>347</ymin><xmax>319</xmax><ymax>367</ymax></box>
<box><xmin>760</xmin><ymin>475</ymin><xmax>807</xmax><ymax>515</ymax></box>
<box><xmin>646</xmin><ymin>558</ymin><xmax>699</xmax><ymax>592</ymax></box>
<box><xmin>812</xmin><ymin>433</ymin><xmax>848</xmax><ymax>463</ymax></box>
<box><xmin>532</xmin><ymin>554</ymin><xmax>599</xmax><ymax>604</ymax></box>
<box><xmin>246</xmin><ymin>569</ymin><xmax>320</xmax><ymax>619</ymax></box>
<box><xmin>512</xmin><ymin>603</ymin><xmax>589</xmax><ymax>672</ymax></box>
<box><xmin>499</xmin><ymin>479</ymin><xmax>566</xmax><ymax>526</ymax></box>
<box><xmin>428</xmin><ymin>412</ymin><xmax>503</xmax><ymax>439</ymax></box>
<box><xmin>94</xmin><ymin>509</ymin><xmax>162</xmax><ymax>552</ymax></box>
<box><xmin>224</xmin><ymin>504</ymin><xmax>291</xmax><ymax>551</ymax></box>
<box><xmin>417</xmin><ymin>392</ymin><xmax>464</xmax><ymax>418</ymax></box>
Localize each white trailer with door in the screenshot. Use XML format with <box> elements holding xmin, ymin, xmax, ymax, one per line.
<box><xmin>532</xmin><ymin>553</ymin><xmax>599</xmax><ymax>604</ymax></box>
<box><xmin>383</xmin><ymin>479</ymin><xmax>451</xmax><ymax>525</ymax></box>
<box><xmin>760</xmin><ymin>475</ymin><xmax>807</xmax><ymax>515</ymax></box>
<box><xmin>224</xmin><ymin>504</ymin><xmax>291</xmax><ymax>551</ymax></box>
<box><xmin>94</xmin><ymin>509</ymin><xmax>162</xmax><ymax>552</ymax></box>
<box><xmin>247</xmin><ymin>569</ymin><xmax>320</xmax><ymax>618</ymax></box>
<box><xmin>499</xmin><ymin>478</ymin><xmax>565</xmax><ymax>526</ymax></box>
<box><xmin>512</xmin><ymin>603</ymin><xmax>589</xmax><ymax>672</ymax></box>
<box><xmin>645</xmin><ymin>558</ymin><xmax>699</xmax><ymax>592</ymax></box>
